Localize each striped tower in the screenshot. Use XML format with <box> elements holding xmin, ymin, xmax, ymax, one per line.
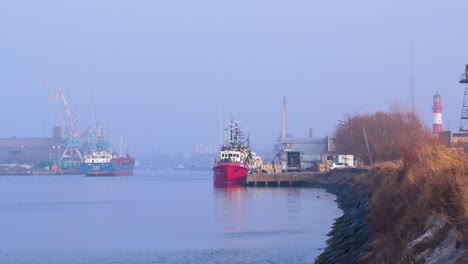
<box><xmin>432</xmin><ymin>92</ymin><xmax>443</xmax><ymax>134</ymax></box>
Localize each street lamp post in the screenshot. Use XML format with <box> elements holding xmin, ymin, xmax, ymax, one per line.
<box><xmin>361</xmin><ymin>126</ymin><xmax>373</xmax><ymax>165</ymax></box>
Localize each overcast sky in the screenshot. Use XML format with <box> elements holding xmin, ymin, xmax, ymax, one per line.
<box><xmin>1</xmin><ymin>0</ymin><xmax>468</xmax><ymax>155</ymax></box>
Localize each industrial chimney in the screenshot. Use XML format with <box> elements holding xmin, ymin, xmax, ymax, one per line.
<box><xmin>432</xmin><ymin>92</ymin><xmax>443</xmax><ymax>134</ymax></box>
<box><xmin>281</xmin><ymin>96</ymin><xmax>286</xmax><ymax>139</ymax></box>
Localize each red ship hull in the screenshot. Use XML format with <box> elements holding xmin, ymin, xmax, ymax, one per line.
<box><xmin>213</xmin><ymin>161</ymin><xmax>249</xmax><ymax>187</ymax></box>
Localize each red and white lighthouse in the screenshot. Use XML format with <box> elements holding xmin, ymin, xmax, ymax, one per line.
<box><xmin>432</xmin><ymin>92</ymin><xmax>443</xmax><ymax>134</ymax></box>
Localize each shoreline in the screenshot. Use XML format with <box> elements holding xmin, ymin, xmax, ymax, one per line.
<box><xmin>305</xmin><ymin>169</ymin><xmax>372</xmax><ymax>263</ymax></box>
<box><xmin>307</xmin><ymin>165</ymin><xmax>468</xmax><ymax>263</ymax></box>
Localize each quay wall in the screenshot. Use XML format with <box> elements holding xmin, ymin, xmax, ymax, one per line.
<box><xmin>246</xmin><ymin>172</ymin><xmax>322</xmax><ymax>187</ymax></box>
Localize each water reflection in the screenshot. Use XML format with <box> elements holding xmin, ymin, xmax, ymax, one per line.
<box><xmin>214</xmin><ymin>186</ymin><xmax>247</xmax><ymax>232</ymax></box>
<box><xmin>0</xmin><ymin>173</ymin><xmax>342</xmax><ymax>263</ymax></box>
<box><xmin>212</xmin><ymin>186</ymin><xmax>317</xmax><ymax>250</ymax></box>
<box><xmin>212</xmin><ymin>186</ymin><xmax>343</xmax><ymax>250</ymax></box>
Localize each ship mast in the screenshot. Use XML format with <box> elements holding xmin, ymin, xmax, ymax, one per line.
<box><xmin>228</xmin><ymin>120</ymin><xmax>234</xmax><ymax>146</ymax></box>
<box><xmin>223</xmin><ymin>119</ymin><xmax>248</xmax><ymax>151</ymax></box>
<box><xmin>119</xmin><ymin>136</ymin><xmax>123</xmax><ymax>157</ymax></box>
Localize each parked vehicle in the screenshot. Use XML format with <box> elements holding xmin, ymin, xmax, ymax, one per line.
<box><xmin>330</xmin><ymin>162</ymin><xmax>348</xmax><ymax>170</ymax></box>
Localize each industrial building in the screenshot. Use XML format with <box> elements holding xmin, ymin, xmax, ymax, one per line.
<box><xmin>0</xmin><ymin>127</ymin><xmax>63</xmax><ymax>164</ymax></box>
<box><xmin>273</xmin><ymin>96</ymin><xmax>334</xmax><ymax>171</ymax></box>
<box><xmin>0</xmin><ymin>126</ymin><xmax>85</xmax><ymax>174</ymax></box>
<box><xmin>0</xmin><ymin>86</ymin><xmax>105</xmax><ymax>174</ymax></box>
<box><xmin>275</xmin><ymin>136</ymin><xmax>334</xmax><ymax>170</ymax></box>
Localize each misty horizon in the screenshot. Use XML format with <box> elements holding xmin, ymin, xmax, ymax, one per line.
<box><xmin>1</xmin><ymin>1</ymin><xmax>468</xmax><ymax>155</ymax></box>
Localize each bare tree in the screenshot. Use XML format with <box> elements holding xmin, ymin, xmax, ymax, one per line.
<box><xmin>334</xmin><ymin>111</ymin><xmax>430</xmax><ymax>164</ymax></box>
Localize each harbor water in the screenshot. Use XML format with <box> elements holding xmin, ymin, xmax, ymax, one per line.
<box><xmin>0</xmin><ymin>170</ymin><xmax>342</xmax><ymax>264</ymax></box>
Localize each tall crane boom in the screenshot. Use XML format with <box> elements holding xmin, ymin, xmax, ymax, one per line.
<box><xmin>56</xmin><ymin>85</ymin><xmax>80</xmax><ymax>140</ymax></box>
<box><xmin>52</xmin><ymin>85</ymin><xmax>83</xmax><ymax>162</ymax></box>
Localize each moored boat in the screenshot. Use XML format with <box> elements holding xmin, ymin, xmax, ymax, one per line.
<box><xmin>174</xmin><ymin>164</ymin><xmax>185</xmax><ymax>170</ymax></box>
<box><xmin>81</xmin><ymin>150</ymin><xmax>135</xmax><ymax>176</ymax></box>
<box><xmin>213</xmin><ymin>120</ymin><xmax>253</xmax><ymax>187</ymax></box>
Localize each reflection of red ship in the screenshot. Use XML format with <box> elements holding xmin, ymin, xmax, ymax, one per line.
<box><xmin>213</xmin><ymin>185</ymin><xmax>247</xmax><ymax>238</ymax></box>
<box><xmin>213</xmin><ymin>120</ymin><xmax>252</xmax><ymax>187</ymax></box>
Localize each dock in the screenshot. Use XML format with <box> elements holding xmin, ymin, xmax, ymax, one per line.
<box><xmin>246</xmin><ymin>172</ymin><xmax>324</xmax><ymax>187</ymax></box>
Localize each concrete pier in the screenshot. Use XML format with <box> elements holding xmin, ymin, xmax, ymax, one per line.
<box><xmin>246</xmin><ymin>172</ymin><xmax>324</xmax><ymax>187</ymax></box>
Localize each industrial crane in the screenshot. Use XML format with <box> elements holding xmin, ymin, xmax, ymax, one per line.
<box><xmin>52</xmin><ymin>85</ymin><xmax>83</xmax><ymax>162</ymax></box>
<box><xmin>54</xmin><ymin>85</ymin><xmax>80</xmax><ymax>140</ymax></box>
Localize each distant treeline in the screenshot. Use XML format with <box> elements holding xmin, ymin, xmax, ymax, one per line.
<box><xmin>334</xmin><ymin>111</ymin><xmax>430</xmax><ymax>165</ymax></box>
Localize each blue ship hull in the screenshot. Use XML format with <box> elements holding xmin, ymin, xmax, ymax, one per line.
<box><xmin>81</xmin><ymin>162</ymin><xmax>134</xmax><ymax>176</ymax></box>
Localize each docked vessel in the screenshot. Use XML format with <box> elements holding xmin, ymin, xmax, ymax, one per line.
<box><xmin>213</xmin><ymin>120</ymin><xmax>253</xmax><ymax>187</ymax></box>
<box><xmin>81</xmin><ymin>150</ymin><xmax>135</xmax><ymax>176</ymax></box>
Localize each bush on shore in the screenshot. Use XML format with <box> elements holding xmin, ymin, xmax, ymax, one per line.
<box><xmin>367</xmin><ymin>142</ymin><xmax>468</xmax><ymax>263</ymax></box>
<box><xmin>327</xmin><ymin>109</ymin><xmax>468</xmax><ymax>263</ymax></box>
<box><xmin>334</xmin><ymin>111</ymin><xmax>430</xmax><ymax>165</ymax></box>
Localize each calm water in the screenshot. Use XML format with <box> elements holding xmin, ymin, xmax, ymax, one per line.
<box><xmin>0</xmin><ymin>170</ymin><xmax>341</xmax><ymax>264</ymax></box>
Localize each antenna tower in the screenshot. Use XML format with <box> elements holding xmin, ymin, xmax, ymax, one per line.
<box><xmin>409</xmin><ymin>45</ymin><xmax>415</xmax><ymax>114</ymax></box>
<box><xmin>459</xmin><ymin>65</ymin><xmax>468</xmax><ymax>133</ymax></box>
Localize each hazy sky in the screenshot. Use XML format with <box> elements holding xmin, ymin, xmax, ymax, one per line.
<box><xmin>1</xmin><ymin>1</ymin><xmax>468</xmax><ymax>155</ymax></box>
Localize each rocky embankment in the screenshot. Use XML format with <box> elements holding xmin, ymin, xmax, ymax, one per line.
<box><xmin>309</xmin><ymin>144</ymin><xmax>468</xmax><ymax>263</ymax></box>
<box><xmin>308</xmin><ymin>169</ymin><xmax>372</xmax><ymax>263</ymax></box>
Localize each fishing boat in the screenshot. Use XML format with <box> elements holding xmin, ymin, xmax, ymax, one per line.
<box><xmin>213</xmin><ymin>120</ymin><xmax>253</xmax><ymax>187</ymax></box>
<box><xmin>81</xmin><ymin>150</ymin><xmax>135</xmax><ymax>176</ymax></box>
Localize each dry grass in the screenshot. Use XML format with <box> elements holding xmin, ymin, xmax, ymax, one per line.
<box><xmin>366</xmin><ymin>142</ymin><xmax>468</xmax><ymax>263</ymax></box>
<box><xmin>403</xmin><ymin>144</ymin><xmax>468</xmax><ymax>233</ymax></box>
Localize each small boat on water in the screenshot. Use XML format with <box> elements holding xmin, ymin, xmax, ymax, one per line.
<box><xmin>213</xmin><ymin>120</ymin><xmax>256</xmax><ymax>187</ymax></box>
<box><xmin>81</xmin><ymin>150</ymin><xmax>135</xmax><ymax>176</ymax></box>
<box><xmin>174</xmin><ymin>164</ymin><xmax>185</xmax><ymax>170</ymax></box>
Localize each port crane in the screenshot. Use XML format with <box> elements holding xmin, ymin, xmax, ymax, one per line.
<box><xmin>52</xmin><ymin>85</ymin><xmax>84</xmax><ymax>162</ymax></box>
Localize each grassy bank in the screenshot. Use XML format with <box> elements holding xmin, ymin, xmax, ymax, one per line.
<box><xmin>314</xmin><ymin>143</ymin><xmax>468</xmax><ymax>263</ymax></box>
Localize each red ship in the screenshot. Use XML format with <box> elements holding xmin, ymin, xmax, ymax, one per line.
<box><xmin>213</xmin><ymin>120</ymin><xmax>253</xmax><ymax>187</ymax></box>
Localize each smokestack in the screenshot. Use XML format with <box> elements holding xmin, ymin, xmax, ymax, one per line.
<box><xmin>432</xmin><ymin>92</ymin><xmax>443</xmax><ymax>134</ymax></box>
<box><xmin>281</xmin><ymin>96</ymin><xmax>286</xmax><ymax>139</ymax></box>
<box><xmin>309</xmin><ymin>128</ymin><xmax>313</xmax><ymax>138</ymax></box>
<box><xmin>53</xmin><ymin>126</ymin><xmax>62</xmax><ymax>139</ymax></box>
